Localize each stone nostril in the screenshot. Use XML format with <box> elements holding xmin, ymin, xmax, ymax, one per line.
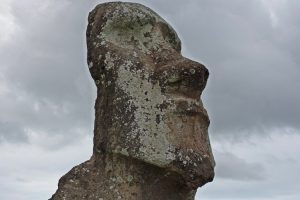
<box><xmin>159</xmin><ymin>67</ymin><xmax>207</xmax><ymax>99</ymax></box>
<box><xmin>181</xmin><ymin>66</ymin><xmax>207</xmax><ymax>91</ymax></box>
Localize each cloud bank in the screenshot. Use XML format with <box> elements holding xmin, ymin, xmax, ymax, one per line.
<box><xmin>0</xmin><ymin>0</ymin><xmax>299</xmax><ymax>199</ymax></box>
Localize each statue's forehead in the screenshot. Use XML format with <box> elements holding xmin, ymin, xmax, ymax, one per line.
<box><xmin>92</xmin><ymin>2</ymin><xmax>181</xmax><ymax>53</ymax></box>
<box><xmin>101</xmin><ymin>3</ymin><xmax>165</xmax><ymax>24</ymax></box>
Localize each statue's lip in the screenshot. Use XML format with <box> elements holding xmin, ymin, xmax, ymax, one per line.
<box><xmin>168</xmin><ymin>96</ymin><xmax>209</xmax><ymax>120</ymax></box>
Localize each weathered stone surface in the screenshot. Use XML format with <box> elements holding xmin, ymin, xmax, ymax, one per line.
<box><xmin>50</xmin><ymin>2</ymin><xmax>215</xmax><ymax>200</ymax></box>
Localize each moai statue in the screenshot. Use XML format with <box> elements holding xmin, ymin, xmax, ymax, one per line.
<box><xmin>50</xmin><ymin>2</ymin><xmax>215</xmax><ymax>200</ymax></box>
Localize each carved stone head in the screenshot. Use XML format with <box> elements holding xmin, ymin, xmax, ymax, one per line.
<box><xmin>87</xmin><ymin>2</ymin><xmax>215</xmax><ymax>188</ymax></box>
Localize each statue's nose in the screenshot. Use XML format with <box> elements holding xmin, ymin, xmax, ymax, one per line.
<box><xmin>156</xmin><ymin>58</ymin><xmax>209</xmax><ymax>99</ymax></box>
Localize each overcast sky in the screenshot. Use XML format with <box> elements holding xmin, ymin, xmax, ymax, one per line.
<box><xmin>0</xmin><ymin>0</ymin><xmax>299</xmax><ymax>199</ymax></box>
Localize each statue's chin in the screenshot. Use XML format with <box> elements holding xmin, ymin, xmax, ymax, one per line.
<box><xmin>171</xmin><ymin>155</ymin><xmax>215</xmax><ymax>189</ymax></box>
<box><xmin>158</xmin><ymin>143</ymin><xmax>215</xmax><ymax>189</ymax></box>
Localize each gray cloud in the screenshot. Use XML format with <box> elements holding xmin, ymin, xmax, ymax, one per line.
<box><xmin>0</xmin><ymin>0</ymin><xmax>96</xmax><ymax>143</ymax></box>
<box><xmin>0</xmin><ymin>121</ymin><xmax>27</xmax><ymax>142</ymax></box>
<box><xmin>179</xmin><ymin>0</ymin><xmax>300</xmax><ymax>134</ymax></box>
<box><xmin>215</xmin><ymin>151</ymin><xmax>265</xmax><ymax>181</ymax></box>
<box><xmin>198</xmin><ymin>130</ymin><xmax>300</xmax><ymax>199</ymax></box>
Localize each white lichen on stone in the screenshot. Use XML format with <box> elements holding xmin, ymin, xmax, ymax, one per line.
<box><xmin>115</xmin><ymin>59</ymin><xmax>176</xmax><ymax>167</ymax></box>
<box><xmin>104</xmin><ymin>52</ymin><xmax>115</xmax><ymax>70</ymax></box>
<box><xmin>88</xmin><ymin>61</ymin><xmax>93</xmax><ymax>69</ymax></box>
<box><xmin>127</xmin><ymin>175</ymin><xmax>133</xmax><ymax>182</ymax></box>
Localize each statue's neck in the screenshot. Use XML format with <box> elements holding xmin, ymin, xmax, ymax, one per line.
<box><xmin>94</xmin><ymin>153</ymin><xmax>196</xmax><ymax>200</ymax></box>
